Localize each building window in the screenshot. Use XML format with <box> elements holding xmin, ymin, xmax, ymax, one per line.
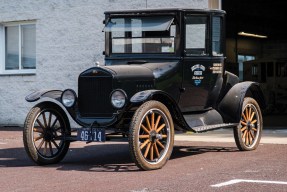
<box><xmin>1</xmin><ymin>22</ymin><xmax>36</xmax><ymax>74</ymax></box>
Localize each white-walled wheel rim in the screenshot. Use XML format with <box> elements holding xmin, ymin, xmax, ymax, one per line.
<box><xmin>240</xmin><ymin>103</ymin><xmax>260</xmax><ymax>148</ymax></box>
<box><xmin>137</xmin><ymin>108</ymin><xmax>171</xmax><ymax>164</ymax></box>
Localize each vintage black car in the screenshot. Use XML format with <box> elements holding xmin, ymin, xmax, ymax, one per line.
<box><xmin>23</xmin><ymin>8</ymin><xmax>265</xmax><ymax>170</ymax></box>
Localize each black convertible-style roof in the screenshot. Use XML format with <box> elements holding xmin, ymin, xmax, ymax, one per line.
<box><xmin>104</xmin><ymin>8</ymin><xmax>225</xmax><ymax>15</ymax></box>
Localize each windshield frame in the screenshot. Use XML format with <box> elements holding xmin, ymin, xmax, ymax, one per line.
<box><xmin>103</xmin><ymin>16</ymin><xmax>174</xmax><ymax>32</ymax></box>
<box><xmin>104</xmin><ymin>14</ymin><xmax>180</xmax><ymax>57</ymax></box>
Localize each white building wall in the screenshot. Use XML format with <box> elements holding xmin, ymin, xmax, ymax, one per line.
<box><xmin>0</xmin><ymin>0</ymin><xmax>209</xmax><ymax>126</ymax></box>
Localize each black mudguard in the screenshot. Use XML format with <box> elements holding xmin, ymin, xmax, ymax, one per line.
<box><xmin>25</xmin><ymin>89</ymin><xmax>76</xmax><ymax>122</ymax></box>
<box><xmin>25</xmin><ymin>90</ymin><xmax>118</xmax><ymax>127</ymax></box>
<box><xmin>25</xmin><ymin>90</ymin><xmax>63</xmax><ymax>102</ymax></box>
<box><xmin>130</xmin><ymin>90</ymin><xmax>190</xmax><ymax>130</ymax></box>
<box><xmin>218</xmin><ymin>81</ymin><xmax>266</xmax><ymax>123</ymax></box>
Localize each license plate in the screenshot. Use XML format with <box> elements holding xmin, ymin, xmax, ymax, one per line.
<box><xmin>77</xmin><ymin>128</ymin><xmax>105</xmax><ymax>142</ymax></box>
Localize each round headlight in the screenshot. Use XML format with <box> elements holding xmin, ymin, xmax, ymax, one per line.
<box><xmin>111</xmin><ymin>90</ymin><xmax>126</xmax><ymax>109</ymax></box>
<box><xmin>61</xmin><ymin>89</ymin><xmax>76</xmax><ymax>107</ymax></box>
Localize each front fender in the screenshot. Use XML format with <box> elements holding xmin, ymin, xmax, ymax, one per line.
<box><xmin>25</xmin><ymin>89</ymin><xmax>77</xmax><ymax>123</ymax></box>
<box><xmin>130</xmin><ymin>90</ymin><xmax>191</xmax><ymax>131</ymax></box>
<box><xmin>218</xmin><ymin>81</ymin><xmax>266</xmax><ymax>123</ymax></box>
<box><xmin>25</xmin><ymin>90</ymin><xmax>63</xmax><ymax>102</ymax></box>
<box><xmin>25</xmin><ymin>90</ymin><xmax>118</xmax><ymax>128</ymax></box>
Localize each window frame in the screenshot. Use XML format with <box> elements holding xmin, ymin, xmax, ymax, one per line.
<box><xmin>211</xmin><ymin>16</ymin><xmax>223</xmax><ymax>56</ymax></box>
<box><xmin>0</xmin><ymin>21</ymin><xmax>36</xmax><ymax>75</ymax></box>
<box><xmin>106</xmin><ymin>15</ymin><xmax>177</xmax><ymax>55</ymax></box>
<box><xmin>184</xmin><ymin>14</ymin><xmax>210</xmax><ymax>57</ymax></box>
<box><xmin>103</xmin><ymin>16</ymin><xmax>174</xmax><ymax>32</ymax></box>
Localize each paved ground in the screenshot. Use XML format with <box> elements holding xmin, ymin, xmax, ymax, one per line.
<box><xmin>0</xmin><ymin>127</ymin><xmax>287</xmax><ymax>192</ymax></box>
<box><xmin>175</xmin><ymin>127</ymin><xmax>287</xmax><ymax>144</ymax></box>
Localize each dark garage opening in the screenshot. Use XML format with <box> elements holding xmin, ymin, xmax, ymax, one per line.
<box><xmin>222</xmin><ymin>0</ymin><xmax>287</xmax><ymax>127</ymax></box>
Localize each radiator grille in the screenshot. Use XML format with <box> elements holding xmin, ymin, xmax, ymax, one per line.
<box><xmin>78</xmin><ymin>76</ymin><xmax>113</xmax><ymax>117</ymax></box>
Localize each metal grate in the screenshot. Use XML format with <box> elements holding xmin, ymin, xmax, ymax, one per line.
<box><xmin>78</xmin><ymin>76</ymin><xmax>113</xmax><ymax>117</ymax></box>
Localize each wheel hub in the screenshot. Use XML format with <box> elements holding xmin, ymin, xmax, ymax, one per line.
<box><xmin>246</xmin><ymin>121</ymin><xmax>254</xmax><ymax>131</ymax></box>
<box><xmin>43</xmin><ymin>128</ymin><xmax>54</xmax><ymax>141</ymax></box>
<box><xmin>149</xmin><ymin>130</ymin><xmax>163</xmax><ymax>143</ymax></box>
<box><xmin>149</xmin><ymin>130</ymin><xmax>157</xmax><ymax>142</ymax></box>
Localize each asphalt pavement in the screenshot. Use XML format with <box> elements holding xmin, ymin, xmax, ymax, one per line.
<box><xmin>1</xmin><ymin>125</ymin><xmax>287</xmax><ymax>192</ymax></box>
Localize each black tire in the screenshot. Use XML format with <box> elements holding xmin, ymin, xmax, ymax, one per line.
<box><xmin>23</xmin><ymin>102</ymin><xmax>71</xmax><ymax>165</ymax></box>
<box><xmin>129</xmin><ymin>100</ymin><xmax>174</xmax><ymax>170</ymax></box>
<box><xmin>234</xmin><ymin>97</ymin><xmax>263</xmax><ymax>151</ymax></box>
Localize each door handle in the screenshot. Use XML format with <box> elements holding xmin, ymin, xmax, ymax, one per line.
<box><xmin>180</xmin><ymin>88</ymin><xmax>185</xmax><ymax>93</ymax></box>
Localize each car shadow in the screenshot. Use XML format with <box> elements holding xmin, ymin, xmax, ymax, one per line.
<box><xmin>0</xmin><ymin>142</ymin><xmax>238</xmax><ymax>172</ymax></box>
<box><xmin>171</xmin><ymin>145</ymin><xmax>238</xmax><ymax>160</ymax></box>
<box><xmin>0</xmin><ymin>126</ymin><xmax>22</xmax><ymax>131</ymax></box>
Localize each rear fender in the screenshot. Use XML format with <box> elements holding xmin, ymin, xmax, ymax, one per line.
<box><xmin>218</xmin><ymin>81</ymin><xmax>266</xmax><ymax>123</ymax></box>
<box><xmin>130</xmin><ymin>90</ymin><xmax>190</xmax><ymax>130</ymax></box>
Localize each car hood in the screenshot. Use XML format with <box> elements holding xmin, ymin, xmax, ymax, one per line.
<box><xmin>103</xmin><ymin>61</ymin><xmax>180</xmax><ymax>80</ymax></box>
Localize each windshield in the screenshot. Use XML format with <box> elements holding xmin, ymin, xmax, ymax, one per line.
<box><xmin>104</xmin><ymin>16</ymin><xmax>176</xmax><ymax>54</ymax></box>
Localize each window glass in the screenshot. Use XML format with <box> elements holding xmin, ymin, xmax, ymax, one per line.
<box><xmin>4</xmin><ymin>23</ymin><xmax>36</xmax><ymax>72</ymax></box>
<box><xmin>212</xmin><ymin>16</ymin><xmax>222</xmax><ymax>56</ymax></box>
<box><xmin>109</xmin><ymin>16</ymin><xmax>176</xmax><ymax>54</ymax></box>
<box><xmin>22</xmin><ymin>24</ymin><xmax>36</xmax><ymax>69</ymax></box>
<box><xmin>104</xmin><ymin>16</ymin><xmax>174</xmax><ymax>32</ymax></box>
<box><xmin>185</xmin><ymin>16</ymin><xmax>208</xmax><ymax>56</ymax></box>
<box><xmin>5</xmin><ymin>26</ymin><xmax>19</xmax><ymax>70</ymax></box>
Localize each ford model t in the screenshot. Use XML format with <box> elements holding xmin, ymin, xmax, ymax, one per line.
<box><xmin>23</xmin><ymin>8</ymin><xmax>265</xmax><ymax>170</ymax></box>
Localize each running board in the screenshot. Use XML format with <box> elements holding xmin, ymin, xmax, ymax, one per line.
<box><xmin>192</xmin><ymin>123</ymin><xmax>237</xmax><ymax>133</ymax></box>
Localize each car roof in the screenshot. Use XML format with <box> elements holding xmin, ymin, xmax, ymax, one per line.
<box><xmin>104</xmin><ymin>8</ymin><xmax>225</xmax><ymax>15</ymax></box>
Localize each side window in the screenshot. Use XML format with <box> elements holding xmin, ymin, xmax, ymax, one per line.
<box><xmin>185</xmin><ymin>16</ymin><xmax>208</xmax><ymax>56</ymax></box>
<box><xmin>0</xmin><ymin>22</ymin><xmax>36</xmax><ymax>74</ymax></box>
<box><xmin>212</xmin><ymin>16</ymin><xmax>223</xmax><ymax>56</ymax></box>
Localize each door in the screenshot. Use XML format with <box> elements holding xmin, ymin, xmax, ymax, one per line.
<box><xmin>178</xmin><ymin>14</ymin><xmax>224</xmax><ymax>112</ymax></box>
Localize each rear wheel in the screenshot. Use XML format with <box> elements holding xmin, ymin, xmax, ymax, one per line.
<box><xmin>129</xmin><ymin>101</ymin><xmax>174</xmax><ymax>170</ymax></box>
<box><xmin>23</xmin><ymin>102</ymin><xmax>71</xmax><ymax>165</ymax></box>
<box><xmin>234</xmin><ymin>97</ymin><xmax>263</xmax><ymax>151</ymax></box>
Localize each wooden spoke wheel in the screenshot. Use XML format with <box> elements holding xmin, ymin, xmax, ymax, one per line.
<box><xmin>23</xmin><ymin>102</ymin><xmax>71</xmax><ymax>165</ymax></box>
<box><xmin>129</xmin><ymin>101</ymin><xmax>174</xmax><ymax>170</ymax></box>
<box><xmin>234</xmin><ymin>97</ymin><xmax>263</xmax><ymax>151</ymax></box>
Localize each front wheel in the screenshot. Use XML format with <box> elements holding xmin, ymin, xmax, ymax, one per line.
<box><xmin>23</xmin><ymin>102</ymin><xmax>71</xmax><ymax>165</ymax></box>
<box><xmin>129</xmin><ymin>101</ymin><xmax>174</xmax><ymax>170</ymax></box>
<box><xmin>234</xmin><ymin>97</ymin><xmax>263</xmax><ymax>151</ymax></box>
